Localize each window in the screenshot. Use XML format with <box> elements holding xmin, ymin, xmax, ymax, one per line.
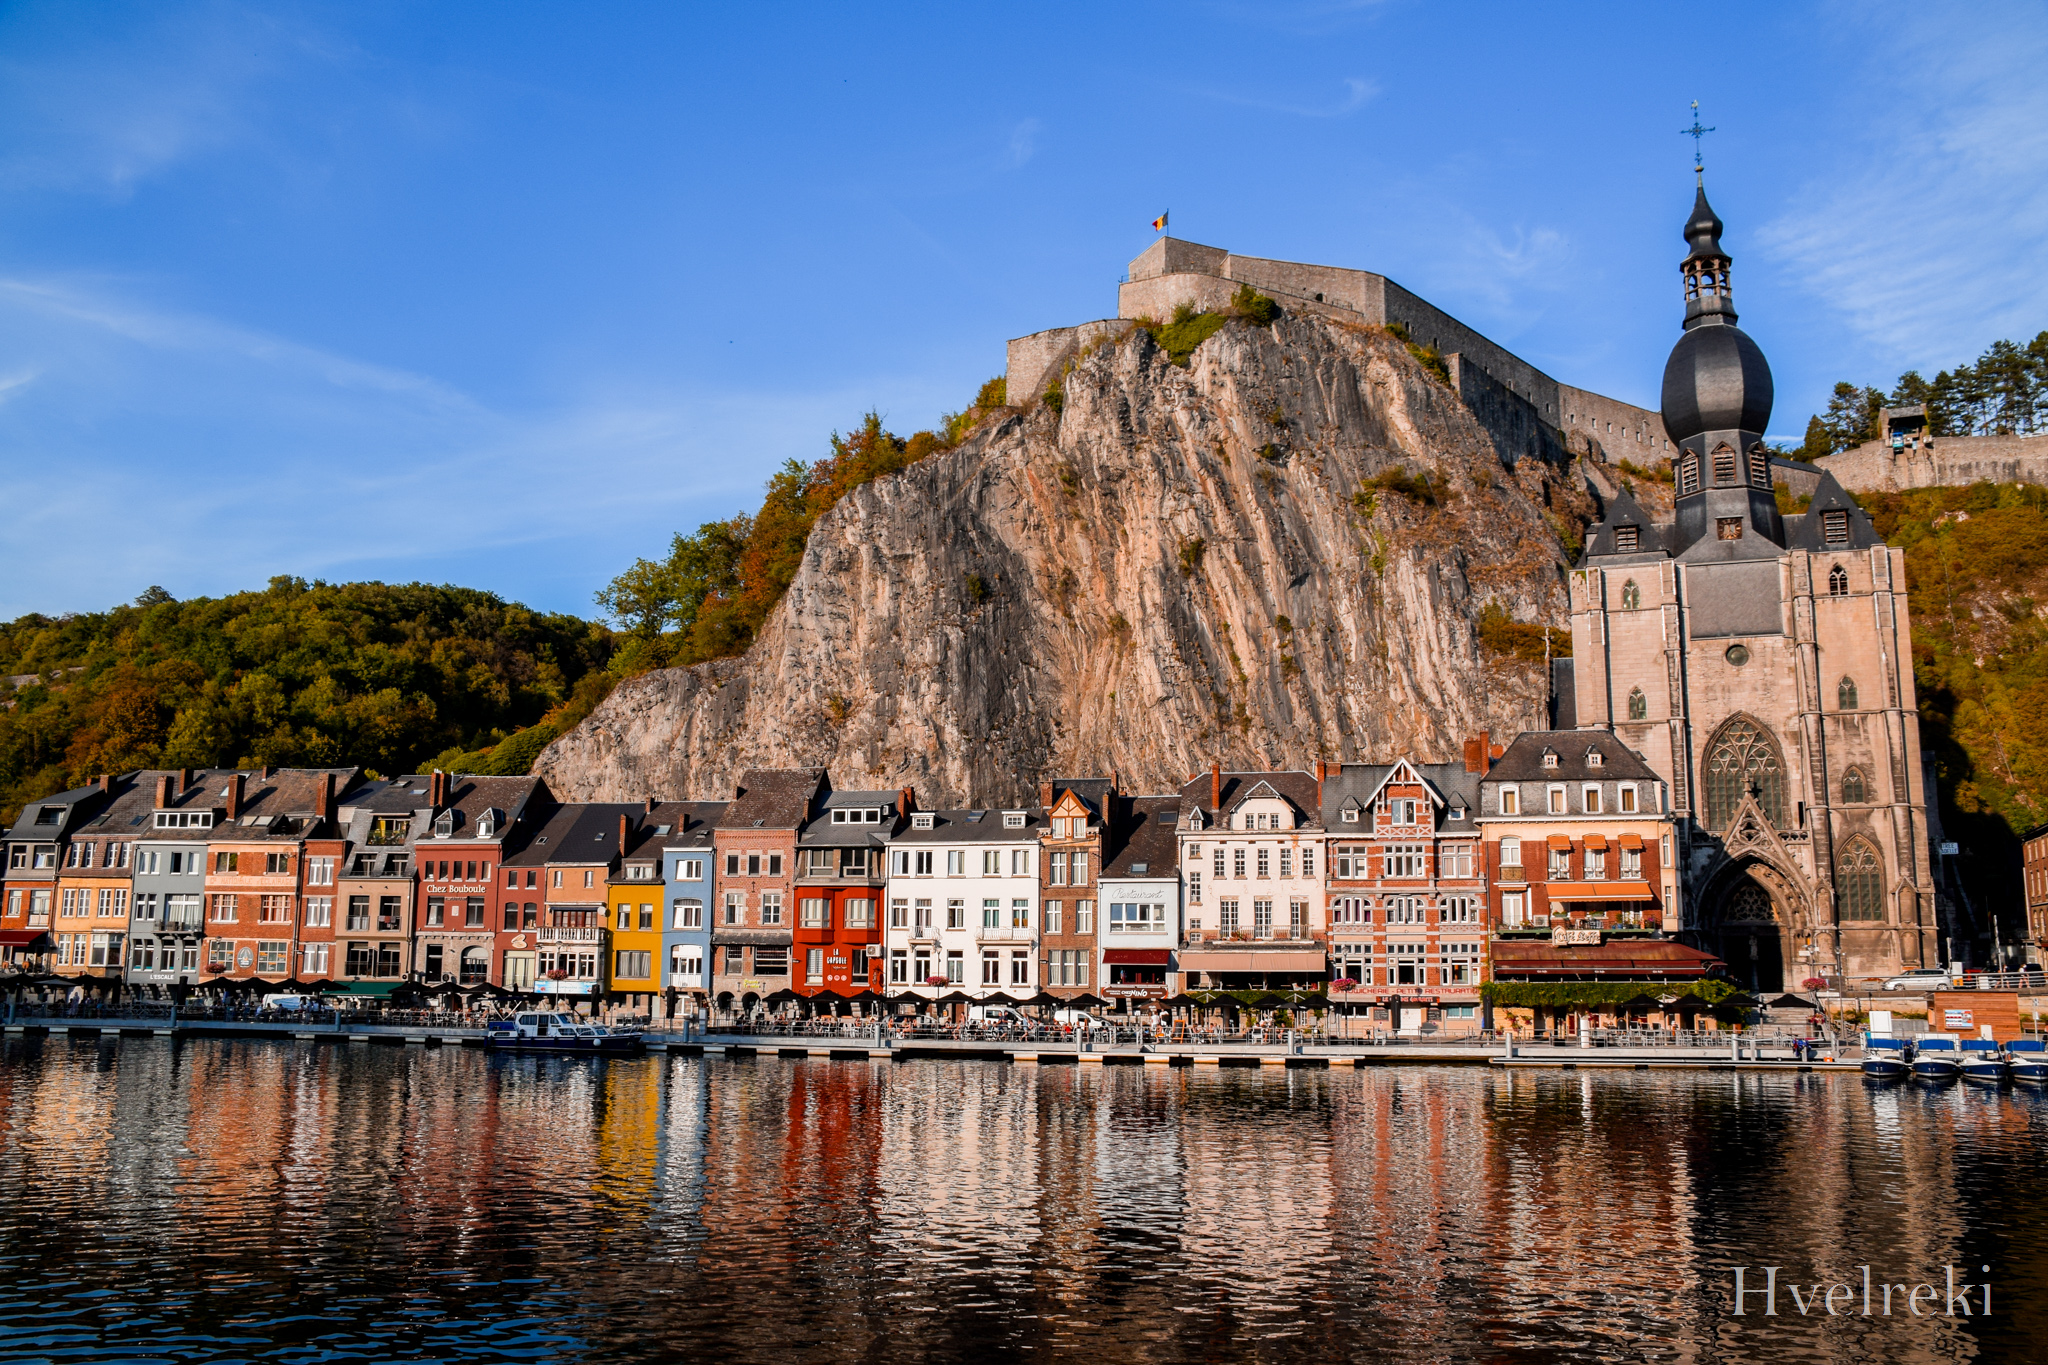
<box><xmin>670</xmin><ymin>898</ymin><xmax>703</xmax><ymax>930</ymax></box>
<box><xmin>1828</xmin><ymin>564</ymin><xmax>1849</xmax><ymax>597</ymax></box>
<box><xmin>1620</xmin><ymin>846</ymin><xmax>1642</xmax><ymax>878</ymax></box>
<box><xmin>1498</xmin><ymin>837</ymin><xmax>1522</xmax><ymax>877</ymax></box>
<box><xmin>945</xmin><ymin>951</ymin><xmax>964</xmax><ymax>984</ymax></box>
<box><xmin>1341</xmin><ymin>806</ymin><xmax>1359</xmax><ymax>824</ymax></box>
<box><xmin>134</xmin><ymin>892</ymin><xmax>159</xmax><ymax>922</ymax></box>
<box><xmin>1547</xmin><ymin>787</ymin><xmax>1567</xmax><ymax>815</ymax></box>
<box><xmin>1010</xmin><ymin>951</ymin><xmax>1029</xmax><ymax>985</ymax></box>
<box><xmin>265</xmin><ymin>852</ymin><xmax>290</xmax><ymax>875</ymax></box>
<box><xmin>678</xmin><ymin>858</ymin><xmax>704</xmax><ymax>882</ymax></box>
<box><xmin>1289</xmin><ymin>900</ymin><xmax>1306</xmax><ymax>937</ymax></box>
<box><xmin>1678</xmin><ymin>452</ymin><xmax>1700</xmax><ymax>495</ymax></box>
<box><xmin>1256</xmin><ymin>848</ymin><xmax>1270</xmax><ymax>878</ymax></box>
<box><xmin>1333</xmin><ymin>844</ymin><xmax>1366</xmax><ymax>878</ymax></box>
<box><xmin>889</xmin><ymin>950</ymin><xmax>909</xmax><ymax>984</ymax></box>
<box><xmin>846</xmin><ymin>898</ymin><xmax>874</xmax><ymax>928</ymax></box>
<box><xmin>982</xmin><ymin>951</ymin><xmax>1000</xmax><ymax>985</ymax></box>
<box><xmin>1049</xmin><ymin>851</ymin><xmax>1068</xmax><ymax>886</ymax></box>
<box><xmin>1442</xmin><ymin>844</ymin><xmax>1473</xmax><ymax>878</ymax></box>
<box><xmin>211</xmin><ymin>894</ymin><xmax>239</xmax><ymax>923</ymax></box>
<box><xmin>918</xmin><ymin>851</ymin><xmax>936</xmax><ymax>876</ymax></box>
<box><xmin>982</xmin><ymin>898</ymin><xmax>1000</xmax><ymax>929</ymax></box>
<box><xmin>1628</xmin><ymin>686</ymin><xmax>1647</xmax><ymax>720</ymax></box>
<box><xmin>723</xmin><ymin>891</ymin><xmax>743</xmax><ymax>925</ymax></box>
<box><xmin>1703</xmin><ymin>716</ymin><xmax>1786</xmax><ymax>830</ymax></box>
<box><xmin>460</xmin><ymin>947</ymin><xmax>488</xmax><ymax>985</ymax></box>
<box><xmin>1841</xmin><ymin>768</ymin><xmax>1868</xmax><ymax>804</ymax></box>
<box><xmin>1712</xmin><ymin>445</ymin><xmax>1736</xmax><ymax>484</ymax></box>
<box><xmin>1012</xmin><ymin>899</ymin><xmax>1030</xmax><ymax>928</ymax></box>
<box><xmin>1749</xmin><ymin>445</ymin><xmax>1773</xmax><ymax>488</ymax></box>
<box><xmin>1548</xmin><ymin>846</ymin><xmax>1570</xmax><ymax>879</ymax></box>
<box><xmin>613</xmin><ymin>950</ymin><xmax>652</xmax><ymax>981</ymax></box>
<box><xmin>1619</xmin><ymin>785</ymin><xmax>1638</xmax><ymax>813</ymax></box>
<box><xmin>255</xmin><ymin>940</ymin><xmax>288</xmax><ymax>975</ymax></box>
<box><xmin>1585</xmin><ymin>847</ymin><xmax>1607</xmax><ymax>879</ymax></box>
<box><xmin>298</xmin><ymin>942</ymin><xmax>330</xmax><ymax>976</ymax></box>
<box><xmin>306</xmin><ymin>856</ymin><xmax>333</xmax><ymax>887</ymax></box>
<box><xmin>1071</xmin><ymin>852</ymin><xmax>1088</xmax><ymax>885</ymax></box>
<box><xmin>1822</xmin><ymin>510</ymin><xmax>1850</xmax><ymax>546</ymax></box>
<box><xmin>1218</xmin><ymin>899</ymin><xmax>1239</xmax><ymax>935</ymax></box>
<box><xmin>1583</xmin><ymin>786</ymin><xmax>1603</xmax><ymax>814</ymax></box>
<box><xmin>1616</xmin><ymin>528</ymin><xmax>1640</xmax><ymax>556</ymax></box>
<box><xmin>889</xmin><ymin>898</ymin><xmax>909</xmax><ymax>928</ymax></box>
<box><xmin>259</xmin><ymin>895</ymin><xmax>292</xmax><ymax>924</ymax></box>
<box><xmin>1331</xmin><ymin>896</ymin><xmax>1368</xmax><ymax>925</ymax></box>
<box><xmin>1186</xmin><ymin>870</ymin><xmax>1202</xmax><ymax>905</ymax></box>
<box><xmin>1385</xmin><ymin>844</ymin><xmax>1427</xmax><ymax>878</ymax></box>
<box><xmin>1003</xmin><ymin>811</ymin><xmax>1026</xmax><ymax>829</ymax></box>
<box><xmin>754</xmin><ymin>946</ymin><xmax>788</xmax><ymax>976</ymax></box>
<box><xmin>1838</xmin><ymin>676</ymin><xmax>1859</xmax><ymax>710</ymax></box>
<box><xmin>800</xmin><ymin>897</ymin><xmax>828</xmax><ymax>928</ymax></box>
<box><xmin>1501</xmin><ymin>891</ymin><xmax>1526</xmax><ymax>926</ymax></box>
<box><xmin>1837</xmin><ymin>839</ymin><xmax>1886</xmax><ymax>920</ymax></box>
<box><xmin>916</xmin><ymin>899</ymin><xmax>933</xmax><ymax>930</ymax></box>
<box><xmin>1076</xmin><ymin>900</ymin><xmax>1095</xmax><ymax>933</ymax></box>
<box><xmin>1252</xmin><ymin>899</ymin><xmax>1273</xmax><ymax>938</ymax></box>
<box><xmin>980</xmin><ymin>850</ymin><xmax>999</xmax><ymax>876</ymax></box>
<box><xmin>1499</xmin><ymin>788</ymin><xmax>1520</xmax><ymax>815</ymax></box>
<box><xmin>1441</xmin><ymin>896</ymin><xmax>1479</xmax><ymax>924</ymax></box>
<box><xmin>807</xmin><ymin>948</ymin><xmax>825</xmax><ymax>985</ymax></box>
<box><xmin>1011</xmin><ymin>848</ymin><xmax>1031</xmax><ymax>876</ymax></box>
<box><xmin>1108</xmin><ymin>901</ymin><xmax>1162</xmax><ymax>934</ymax></box>
<box><xmin>1386</xmin><ymin>896</ymin><xmax>1424</xmax><ymax>925</ymax></box>
<box><xmin>213</xmin><ymin>852</ymin><xmax>238</xmax><ymax>874</ymax></box>
<box><xmin>760</xmin><ymin>892</ymin><xmax>783</xmax><ymax>925</ymax></box>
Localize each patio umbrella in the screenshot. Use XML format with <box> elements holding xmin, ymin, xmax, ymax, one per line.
<box><xmin>1021</xmin><ymin>992</ymin><xmax>1063</xmax><ymax>1008</ymax></box>
<box><xmin>1291</xmin><ymin>992</ymin><xmax>1330</xmax><ymax>1009</ymax></box>
<box><xmin>1251</xmin><ymin>993</ymin><xmax>1288</xmax><ymax>1008</ymax></box>
<box><xmin>847</xmin><ymin>990</ymin><xmax>882</xmax><ymax>1005</ymax></box>
<box><xmin>1768</xmin><ymin>993</ymin><xmax>1818</xmax><ymax>1012</ymax></box>
<box><xmin>935</xmin><ymin>991</ymin><xmax>974</xmax><ymax>1005</ymax></box>
<box><xmin>978</xmin><ymin>991</ymin><xmax>1021</xmax><ymax>1006</ymax></box>
<box><xmin>763</xmin><ymin>988</ymin><xmax>801</xmax><ymax>1005</ymax></box>
<box><xmin>1063</xmin><ymin>992</ymin><xmax>1106</xmax><ymax>1010</ymax></box>
<box><xmin>1162</xmin><ymin>994</ymin><xmax>1205</xmax><ymax>1010</ymax></box>
<box><xmin>1716</xmin><ymin>992</ymin><xmax>1762</xmax><ymax>1010</ymax></box>
<box><xmin>1617</xmin><ymin>994</ymin><xmax>1663</xmax><ymax>1013</ymax></box>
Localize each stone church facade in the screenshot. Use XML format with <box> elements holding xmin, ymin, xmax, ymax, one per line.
<box><xmin>1566</xmin><ymin>185</ymin><xmax>1937</xmax><ymax>988</ymax></box>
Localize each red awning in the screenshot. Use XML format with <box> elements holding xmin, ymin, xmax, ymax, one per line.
<box><xmin>1101</xmin><ymin>948</ymin><xmax>1171</xmax><ymax>965</ymax></box>
<box><xmin>1491</xmin><ymin>939</ymin><xmax>1722</xmax><ymax>980</ymax></box>
<box><xmin>0</xmin><ymin>930</ymin><xmax>47</xmax><ymax>947</ymax></box>
<box><xmin>1546</xmin><ymin>834</ymin><xmax>1572</xmax><ymax>851</ymax></box>
<box><xmin>1618</xmin><ymin>833</ymin><xmax>1645</xmax><ymax>850</ymax></box>
<box><xmin>1546</xmin><ymin>881</ymin><xmax>1659</xmax><ymax>903</ymax></box>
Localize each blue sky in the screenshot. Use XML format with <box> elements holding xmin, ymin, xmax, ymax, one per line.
<box><xmin>3</xmin><ymin>1</ymin><xmax>2044</xmax><ymax>621</ymax></box>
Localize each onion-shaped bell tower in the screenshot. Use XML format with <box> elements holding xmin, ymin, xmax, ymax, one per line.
<box><xmin>1659</xmin><ymin>185</ymin><xmax>1781</xmax><ymax>553</ymax></box>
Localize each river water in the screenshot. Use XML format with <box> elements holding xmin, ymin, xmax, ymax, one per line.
<box><xmin>0</xmin><ymin>1038</ymin><xmax>2040</xmax><ymax>1364</ymax></box>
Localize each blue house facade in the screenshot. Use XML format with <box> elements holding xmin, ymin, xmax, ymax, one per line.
<box><xmin>662</xmin><ymin>800</ymin><xmax>726</xmax><ymax>1025</ymax></box>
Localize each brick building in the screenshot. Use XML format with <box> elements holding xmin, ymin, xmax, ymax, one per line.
<box><xmin>711</xmin><ymin>769</ymin><xmax>824</xmax><ymax>1011</ymax></box>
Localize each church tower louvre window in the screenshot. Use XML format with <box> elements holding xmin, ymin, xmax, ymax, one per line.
<box><xmin>1748</xmin><ymin>443</ymin><xmax>1773</xmax><ymax>488</ymax></box>
<box><xmin>1678</xmin><ymin>453</ymin><xmax>1701</xmax><ymax>495</ymax></box>
<box><xmin>1836</xmin><ymin>838</ymin><xmax>1886</xmax><ymax>920</ymax></box>
<box><xmin>1627</xmin><ymin>686</ymin><xmax>1647</xmax><ymax>720</ymax></box>
<box><xmin>1620</xmin><ymin>579</ymin><xmax>1641</xmax><ymax>609</ymax></box>
<box><xmin>1615</xmin><ymin>525</ymin><xmax>1640</xmax><ymax>553</ymax></box>
<box><xmin>1828</xmin><ymin>564</ymin><xmax>1849</xmax><ymax>596</ymax></box>
<box><xmin>1837</xmin><ymin>676</ymin><xmax>1858</xmax><ymax>710</ymax></box>
<box><xmin>1821</xmin><ymin>510</ymin><xmax>1850</xmax><ymax>546</ymax></box>
<box><xmin>1841</xmin><ymin>767</ymin><xmax>1867</xmax><ymax>804</ymax></box>
<box><xmin>1712</xmin><ymin>445</ymin><xmax>1737</xmax><ymax>485</ymax></box>
<box><xmin>1703</xmin><ymin>716</ymin><xmax>1785</xmax><ymax>831</ymax></box>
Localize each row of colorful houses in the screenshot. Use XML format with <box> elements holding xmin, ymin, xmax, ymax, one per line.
<box><xmin>0</xmin><ymin>728</ymin><xmax>1728</xmax><ymax>1025</ymax></box>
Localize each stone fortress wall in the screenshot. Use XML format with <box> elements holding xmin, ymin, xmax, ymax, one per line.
<box><xmin>1803</xmin><ymin>431</ymin><xmax>2048</xmax><ymax>494</ymax></box>
<box><xmin>1007</xmin><ymin>236</ymin><xmax>1680</xmax><ymax>469</ymax></box>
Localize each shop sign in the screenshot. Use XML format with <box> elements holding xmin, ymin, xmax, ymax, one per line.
<box><xmin>1944</xmin><ymin>1008</ymin><xmax>1973</xmax><ymax>1030</ymax></box>
<box><xmin>1551</xmin><ymin>927</ymin><xmax>1602</xmax><ymax>946</ymax></box>
<box><xmin>1104</xmin><ymin>985</ymin><xmax>1166</xmax><ymax>999</ymax></box>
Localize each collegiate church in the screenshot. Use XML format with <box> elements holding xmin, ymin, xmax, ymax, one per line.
<box><xmin>1569</xmin><ymin>186</ymin><xmax>1937</xmax><ymax>986</ymax></box>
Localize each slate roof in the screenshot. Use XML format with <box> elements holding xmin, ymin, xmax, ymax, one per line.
<box><xmin>887</xmin><ymin>809</ymin><xmax>1044</xmax><ymax>845</ymax></box>
<box><xmin>1100</xmin><ymin>796</ymin><xmax>1181</xmax><ymax>879</ymax></box>
<box><xmin>1318</xmin><ymin>760</ymin><xmax>1480</xmax><ymax>835</ymax></box>
<box><xmin>717</xmin><ymin>768</ymin><xmax>826</xmax><ymax>831</ymax></box>
<box><xmin>1175</xmin><ymin>770</ymin><xmax>1322</xmax><ymax>824</ymax></box>
<box><xmin>1483</xmin><ymin>730</ymin><xmax>1661</xmax><ymax>784</ymax></box>
<box><xmin>4</xmin><ymin>782</ymin><xmax>111</xmax><ymax>841</ymax></box>
<box><xmin>661</xmin><ymin>801</ymin><xmax>729</xmax><ymax>851</ymax></box>
<box><xmin>502</xmin><ymin>801</ymin><xmax>643</xmax><ymax>868</ymax></box>
<box><xmin>1782</xmin><ymin>472</ymin><xmax>1881</xmax><ymax>553</ymax></box>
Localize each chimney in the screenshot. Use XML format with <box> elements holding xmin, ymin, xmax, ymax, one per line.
<box><xmin>315</xmin><ymin>772</ymin><xmax>334</xmax><ymax>822</ymax></box>
<box><xmin>178</xmin><ymin>767</ymin><xmax>193</xmax><ymax>794</ymax></box>
<box><xmin>1315</xmin><ymin>760</ymin><xmax>1327</xmax><ymax>783</ymax></box>
<box><xmin>898</xmin><ymin>786</ymin><xmax>915</xmax><ymax>816</ymax></box>
<box><xmin>644</xmin><ymin>797</ymin><xmax>656</xmax><ymax>815</ymax></box>
<box><xmin>155</xmin><ymin>775</ymin><xmax>174</xmax><ymax>809</ymax></box>
<box><xmin>1038</xmin><ymin>782</ymin><xmax>1054</xmax><ymax>808</ymax></box>
<box><xmin>225</xmin><ymin>772</ymin><xmax>245</xmax><ymax>820</ymax></box>
<box><xmin>618</xmin><ymin>812</ymin><xmax>631</xmax><ymax>854</ymax></box>
<box><xmin>257</xmin><ymin>766</ymin><xmax>270</xmax><ymax>782</ymax></box>
<box><xmin>430</xmin><ymin>770</ymin><xmax>447</xmax><ymax>808</ymax></box>
<box><xmin>1211</xmin><ymin>762</ymin><xmax>1221</xmax><ymax>812</ymax></box>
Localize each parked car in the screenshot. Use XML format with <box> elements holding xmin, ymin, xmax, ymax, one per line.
<box><xmin>1881</xmin><ymin>968</ymin><xmax>1953</xmax><ymax>992</ymax></box>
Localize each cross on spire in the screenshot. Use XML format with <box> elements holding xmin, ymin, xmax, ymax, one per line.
<box><xmin>1682</xmin><ymin>100</ymin><xmax>1715</xmax><ymax>181</ymax></box>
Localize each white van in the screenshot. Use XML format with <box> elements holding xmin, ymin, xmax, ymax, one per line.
<box><xmin>267</xmin><ymin>995</ymin><xmax>320</xmax><ymax>1012</ymax></box>
<box><xmin>1051</xmin><ymin>1008</ymin><xmax>1105</xmax><ymax>1032</ymax></box>
<box><xmin>967</xmin><ymin>1005</ymin><xmax>1029</xmax><ymax>1026</ymax></box>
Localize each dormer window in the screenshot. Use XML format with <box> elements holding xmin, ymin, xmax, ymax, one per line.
<box><xmin>1541</xmin><ymin>750</ymin><xmax>1559</xmax><ymax>770</ymax></box>
<box><xmin>1341</xmin><ymin>807</ymin><xmax>1359</xmax><ymax>823</ymax></box>
<box><xmin>434</xmin><ymin>810</ymin><xmax>456</xmax><ymax>837</ymax></box>
<box><xmin>911</xmin><ymin>813</ymin><xmax>935</xmax><ymax>830</ymax></box>
<box><xmin>1002</xmin><ymin>811</ymin><xmax>1026</xmax><ymax>829</ymax></box>
<box><xmin>476</xmin><ymin>812</ymin><xmax>497</xmax><ymax>838</ymax></box>
<box><xmin>1585</xmin><ymin>749</ymin><xmax>1602</xmax><ymax>768</ymax></box>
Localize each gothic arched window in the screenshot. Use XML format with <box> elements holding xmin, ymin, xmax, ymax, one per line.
<box><xmin>1678</xmin><ymin>452</ymin><xmax>1701</xmax><ymax>495</ymax></box>
<box><xmin>1703</xmin><ymin>716</ymin><xmax>1786</xmax><ymax>832</ymax></box>
<box><xmin>1620</xmin><ymin>579</ymin><xmax>1641</xmax><ymax>610</ymax></box>
<box><xmin>1841</xmin><ymin>767</ymin><xmax>1867</xmax><ymax>804</ymax></box>
<box><xmin>1627</xmin><ymin>687</ymin><xmax>1647</xmax><ymax>721</ymax></box>
<box><xmin>1836</xmin><ymin>839</ymin><xmax>1886</xmax><ymax>921</ymax></box>
<box><xmin>1828</xmin><ymin>564</ymin><xmax>1849</xmax><ymax>596</ymax></box>
<box><xmin>1838</xmin><ymin>676</ymin><xmax>1859</xmax><ymax>710</ymax></box>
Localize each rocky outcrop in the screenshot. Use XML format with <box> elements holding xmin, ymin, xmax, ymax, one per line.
<box><xmin>538</xmin><ymin>312</ymin><xmax>1595</xmax><ymax>804</ymax></box>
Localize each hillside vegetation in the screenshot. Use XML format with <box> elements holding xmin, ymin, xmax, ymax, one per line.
<box><xmin>1860</xmin><ymin>481</ymin><xmax>2048</xmax><ymax>913</ymax></box>
<box><xmin>0</xmin><ymin>580</ymin><xmax>614</xmax><ymax>821</ymax></box>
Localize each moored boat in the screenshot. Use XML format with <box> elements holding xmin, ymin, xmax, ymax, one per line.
<box><xmin>1910</xmin><ymin>1035</ymin><xmax>1960</xmax><ymax>1081</ymax></box>
<box><xmin>1959</xmin><ymin>1038</ymin><xmax>2009</xmax><ymax>1084</ymax></box>
<box><xmin>2008</xmin><ymin>1038</ymin><xmax>2048</xmax><ymax>1084</ymax></box>
<box><xmin>486</xmin><ymin>1012</ymin><xmax>645</xmax><ymax>1054</ymax></box>
<box><xmin>1861</xmin><ymin>1036</ymin><xmax>1911</xmax><ymax>1078</ymax></box>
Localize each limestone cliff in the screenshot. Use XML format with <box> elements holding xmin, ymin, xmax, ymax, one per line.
<box><xmin>537</xmin><ymin>311</ymin><xmax>1595</xmax><ymax>804</ymax></box>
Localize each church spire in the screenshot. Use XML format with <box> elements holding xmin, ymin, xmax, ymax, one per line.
<box><xmin>1679</xmin><ymin>183</ymin><xmax>1736</xmax><ymax>330</ymax></box>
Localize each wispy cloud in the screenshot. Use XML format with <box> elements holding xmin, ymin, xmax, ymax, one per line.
<box><xmin>1198</xmin><ymin>76</ymin><xmax>1377</xmax><ymax>120</ymax></box>
<box><xmin>1755</xmin><ymin>13</ymin><xmax>2048</xmax><ymax>373</ymax></box>
<box><xmin>1008</xmin><ymin>118</ymin><xmax>1040</xmax><ymax>168</ymax></box>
